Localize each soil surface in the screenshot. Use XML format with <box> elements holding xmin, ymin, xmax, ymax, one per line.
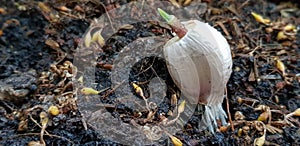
<box><xmin>0</xmin><ymin>0</ymin><xmax>299</xmax><ymax>146</ymax></box>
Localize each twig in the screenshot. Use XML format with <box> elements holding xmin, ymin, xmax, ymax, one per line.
<box><xmin>102</xmin><ymin>79</ymin><xmax>125</xmax><ymax>98</ymax></box>
<box><xmin>93</xmin><ymin>0</ymin><xmax>115</xmax><ymax>32</ymax></box>
<box><xmin>215</xmin><ymin>21</ymin><xmax>230</xmax><ymax>37</ymax></box>
<box><xmin>225</xmin><ymin>87</ymin><xmax>234</xmax><ymax>131</ymax></box>
<box><xmin>9</xmin><ymin>133</ymin><xmax>75</xmax><ymax>145</ymax></box>
<box><xmin>29</xmin><ymin>114</ymin><xmax>51</xmax><ymax>136</ymax></box>
<box><xmin>138</xmin><ymin>0</ymin><xmax>145</xmax><ymax>17</ymax></box>
<box><xmin>238</xmin><ymin>0</ymin><xmax>250</xmax><ymax>10</ymax></box>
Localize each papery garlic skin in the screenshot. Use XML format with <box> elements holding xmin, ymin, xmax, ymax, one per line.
<box><xmin>163</xmin><ymin>20</ymin><xmax>232</xmax><ymax>132</ymax></box>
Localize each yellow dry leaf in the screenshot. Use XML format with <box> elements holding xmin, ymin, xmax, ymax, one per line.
<box><xmin>45</xmin><ymin>39</ymin><xmax>60</xmax><ymax>49</ymax></box>
<box><xmin>81</xmin><ymin>87</ymin><xmax>99</xmax><ymax>95</ymax></box>
<box><xmin>38</xmin><ymin>2</ymin><xmax>51</xmax><ymax>13</ymax></box>
<box><xmin>277</xmin><ymin>31</ymin><xmax>288</xmax><ymax>41</ymax></box>
<box><xmin>275</xmin><ymin>58</ymin><xmax>286</xmax><ymax>76</ymax></box>
<box><xmin>284</xmin><ymin>24</ymin><xmax>296</xmax><ymax>32</ymax></box>
<box><xmin>28</xmin><ymin>141</ymin><xmax>43</xmax><ymax>146</ymax></box>
<box><xmin>84</xmin><ymin>32</ymin><xmax>92</xmax><ymax>48</ymax></box>
<box><xmin>171</xmin><ymin>94</ymin><xmax>178</xmax><ymax>106</ymax></box>
<box><xmin>48</xmin><ymin>105</ymin><xmax>59</xmax><ymax>116</ymax></box>
<box><xmin>132</xmin><ymin>82</ymin><xmax>144</xmax><ymax>97</ymax></box>
<box><xmin>251</xmin><ymin>12</ymin><xmax>270</xmax><ymax>25</ymax></box>
<box><xmin>78</xmin><ymin>75</ymin><xmax>83</xmax><ymax>83</ymax></box>
<box><xmin>39</xmin><ymin>112</ymin><xmax>49</xmax><ymax>127</ymax></box>
<box><xmin>169</xmin><ymin>135</ymin><xmax>183</xmax><ymax>146</ymax></box>
<box><xmin>257</xmin><ymin>112</ymin><xmax>269</xmax><ymax>123</ymax></box>
<box><xmin>254</xmin><ymin>134</ymin><xmax>265</xmax><ymax>146</ymax></box>
<box><xmin>178</xmin><ymin>100</ymin><xmax>186</xmax><ymax>114</ymax></box>
<box><xmin>237</xmin><ymin>128</ymin><xmax>243</xmax><ymax>137</ymax></box>
<box><xmin>0</xmin><ymin>8</ymin><xmax>6</xmax><ymax>14</ymax></box>
<box><xmin>57</xmin><ymin>6</ymin><xmax>71</xmax><ymax>12</ymax></box>
<box><xmin>169</xmin><ymin>0</ymin><xmax>181</xmax><ymax>8</ymax></box>
<box><xmin>219</xmin><ymin>126</ymin><xmax>229</xmax><ymax>133</ymax></box>
<box><xmin>91</xmin><ymin>31</ymin><xmax>105</xmax><ymax>47</ymax></box>
<box><xmin>183</xmin><ymin>0</ymin><xmax>192</xmax><ymax>6</ymax></box>
<box><xmin>293</xmin><ymin>108</ymin><xmax>300</xmax><ymax>116</ymax></box>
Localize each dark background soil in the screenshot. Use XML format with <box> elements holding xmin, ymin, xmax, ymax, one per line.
<box><xmin>0</xmin><ymin>0</ymin><xmax>299</xmax><ymax>145</ymax></box>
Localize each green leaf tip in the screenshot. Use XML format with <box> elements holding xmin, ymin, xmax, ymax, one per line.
<box><xmin>158</xmin><ymin>8</ymin><xmax>172</xmax><ymax>23</ymax></box>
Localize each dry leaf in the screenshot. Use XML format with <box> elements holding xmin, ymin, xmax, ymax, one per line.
<box><xmin>48</xmin><ymin>105</ymin><xmax>60</xmax><ymax>116</ymax></box>
<box><xmin>0</xmin><ymin>7</ymin><xmax>6</xmax><ymax>14</ymax></box>
<box><xmin>251</xmin><ymin>12</ymin><xmax>270</xmax><ymax>25</ymax></box>
<box><xmin>257</xmin><ymin>112</ymin><xmax>269</xmax><ymax>123</ymax></box>
<box><xmin>57</xmin><ymin>6</ymin><xmax>71</xmax><ymax>12</ymax></box>
<box><xmin>81</xmin><ymin>87</ymin><xmax>99</xmax><ymax>95</ymax></box>
<box><xmin>28</xmin><ymin>141</ymin><xmax>43</xmax><ymax>146</ymax></box>
<box><xmin>234</xmin><ymin>111</ymin><xmax>245</xmax><ymax>120</ymax></box>
<box><xmin>254</xmin><ymin>134</ymin><xmax>265</xmax><ymax>146</ymax></box>
<box><xmin>283</xmin><ymin>24</ymin><xmax>296</xmax><ymax>32</ymax></box>
<box><xmin>38</xmin><ymin>2</ymin><xmax>51</xmax><ymax>13</ymax></box>
<box><xmin>178</xmin><ymin>100</ymin><xmax>186</xmax><ymax>114</ymax></box>
<box><xmin>39</xmin><ymin>112</ymin><xmax>48</xmax><ymax>127</ymax></box>
<box><xmin>277</xmin><ymin>31</ymin><xmax>288</xmax><ymax>41</ymax></box>
<box><xmin>78</xmin><ymin>76</ymin><xmax>83</xmax><ymax>83</ymax></box>
<box><xmin>171</xmin><ymin>94</ymin><xmax>178</xmax><ymax>106</ymax></box>
<box><xmin>293</xmin><ymin>108</ymin><xmax>300</xmax><ymax>116</ymax></box>
<box><xmin>169</xmin><ymin>135</ymin><xmax>183</xmax><ymax>146</ymax></box>
<box><xmin>132</xmin><ymin>83</ymin><xmax>145</xmax><ymax>97</ymax></box>
<box><xmin>91</xmin><ymin>31</ymin><xmax>105</xmax><ymax>47</ymax></box>
<box><xmin>84</xmin><ymin>32</ymin><xmax>92</xmax><ymax>48</ymax></box>
<box><xmin>253</xmin><ymin>121</ymin><xmax>266</xmax><ymax>146</ymax></box>
<box><xmin>275</xmin><ymin>58</ymin><xmax>286</xmax><ymax>76</ymax></box>
<box><xmin>237</xmin><ymin>128</ymin><xmax>243</xmax><ymax>136</ymax></box>
<box><xmin>45</xmin><ymin>39</ymin><xmax>60</xmax><ymax>50</ymax></box>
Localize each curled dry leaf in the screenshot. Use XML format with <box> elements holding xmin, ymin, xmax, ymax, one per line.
<box><xmin>84</xmin><ymin>27</ymin><xmax>105</xmax><ymax>48</ymax></box>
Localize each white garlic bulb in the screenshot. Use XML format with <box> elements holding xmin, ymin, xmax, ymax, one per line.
<box><xmin>159</xmin><ymin>9</ymin><xmax>232</xmax><ymax>132</ymax></box>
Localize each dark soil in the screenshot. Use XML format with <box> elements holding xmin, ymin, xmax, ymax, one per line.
<box><xmin>0</xmin><ymin>0</ymin><xmax>299</xmax><ymax>146</ymax></box>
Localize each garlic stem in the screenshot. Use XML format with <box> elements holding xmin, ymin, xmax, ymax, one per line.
<box><xmin>158</xmin><ymin>8</ymin><xmax>187</xmax><ymax>38</ymax></box>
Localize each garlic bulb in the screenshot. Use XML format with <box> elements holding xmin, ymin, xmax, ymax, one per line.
<box><xmin>158</xmin><ymin>9</ymin><xmax>232</xmax><ymax>132</ymax></box>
